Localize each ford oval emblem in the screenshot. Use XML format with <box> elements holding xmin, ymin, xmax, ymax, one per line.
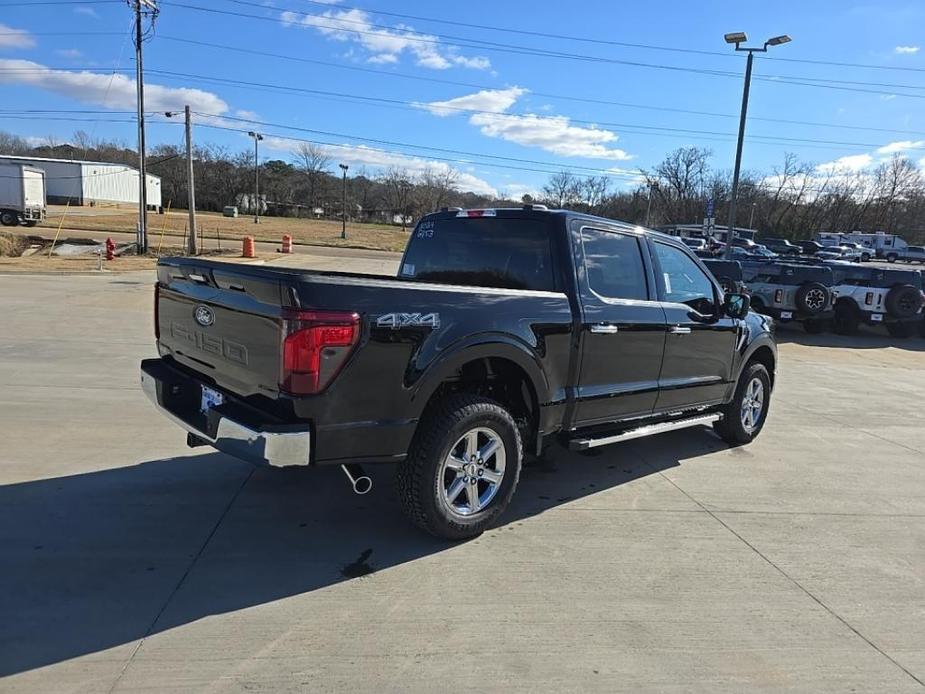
<box><xmin>194</xmin><ymin>305</ymin><xmax>215</xmax><ymax>327</ymax></box>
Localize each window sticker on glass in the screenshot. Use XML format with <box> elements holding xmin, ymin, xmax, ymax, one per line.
<box><xmin>401</xmin><ymin>263</ymin><xmax>416</xmax><ymax>277</ymax></box>
<box><xmin>416</xmin><ymin>221</ymin><xmax>435</xmax><ymax>239</ymax></box>
<box><xmin>663</xmin><ymin>273</ymin><xmax>672</xmax><ymax>294</ymax></box>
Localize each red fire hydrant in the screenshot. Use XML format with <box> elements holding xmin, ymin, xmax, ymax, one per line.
<box><xmin>105</xmin><ymin>237</ymin><xmax>115</xmax><ymax>261</ymax></box>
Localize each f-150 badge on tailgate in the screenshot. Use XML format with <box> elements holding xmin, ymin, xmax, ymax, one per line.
<box><xmin>376</xmin><ymin>312</ymin><xmax>440</xmax><ymax>329</ymax></box>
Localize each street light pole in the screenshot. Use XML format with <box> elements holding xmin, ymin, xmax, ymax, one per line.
<box><xmin>247</xmin><ymin>131</ymin><xmax>263</xmax><ymax>224</ymax></box>
<box><xmin>723</xmin><ymin>32</ymin><xmax>791</xmax><ymax>258</ymax></box>
<box><xmin>339</xmin><ymin>163</ymin><xmax>348</xmax><ymax>240</ymax></box>
<box><xmin>164</xmin><ymin>107</ymin><xmax>197</xmax><ymax>254</ymax></box>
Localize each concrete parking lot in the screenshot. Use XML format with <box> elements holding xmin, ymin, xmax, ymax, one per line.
<box><xmin>1</xmin><ymin>263</ymin><xmax>924</xmax><ymax>693</ymax></box>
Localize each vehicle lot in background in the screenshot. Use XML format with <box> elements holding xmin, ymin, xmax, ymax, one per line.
<box><xmin>2</xmin><ymin>270</ymin><xmax>924</xmax><ymax>693</ymax></box>
<box><xmin>886</xmin><ymin>246</ymin><xmax>925</xmax><ymax>264</ymax></box>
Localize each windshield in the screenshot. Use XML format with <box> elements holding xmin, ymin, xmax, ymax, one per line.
<box><xmin>400</xmin><ymin>216</ymin><xmax>557</xmax><ymax>291</ymax></box>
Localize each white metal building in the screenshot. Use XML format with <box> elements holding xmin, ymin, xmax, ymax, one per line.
<box><xmin>0</xmin><ymin>154</ymin><xmax>162</xmax><ymax>208</ymax></box>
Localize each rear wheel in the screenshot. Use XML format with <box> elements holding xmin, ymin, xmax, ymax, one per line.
<box><xmin>0</xmin><ymin>210</ymin><xmax>19</xmax><ymax>226</ymax></box>
<box><xmin>713</xmin><ymin>362</ymin><xmax>771</xmax><ymax>445</ymax></box>
<box><xmin>886</xmin><ymin>253</ymin><xmax>898</xmax><ymax>263</ymax></box>
<box><xmin>397</xmin><ymin>394</ymin><xmax>522</xmax><ymax>540</ymax></box>
<box><xmin>833</xmin><ymin>303</ymin><xmax>860</xmax><ymax>335</ymax></box>
<box><xmin>803</xmin><ymin>319</ymin><xmax>828</xmax><ymax>334</ymax></box>
<box><xmin>886</xmin><ymin>322</ymin><xmax>915</xmax><ymax>338</ymax></box>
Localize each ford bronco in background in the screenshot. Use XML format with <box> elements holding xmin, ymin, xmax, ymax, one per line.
<box><xmin>736</xmin><ymin>260</ymin><xmax>835</xmax><ymax>333</ymax></box>
<box><xmin>825</xmin><ymin>263</ymin><xmax>924</xmax><ymax>337</ymax></box>
<box><xmin>141</xmin><ymin>207</ymin><xmax>776</xmax><ymax>539</ymax></box>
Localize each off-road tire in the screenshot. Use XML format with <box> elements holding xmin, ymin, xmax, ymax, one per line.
<box><xmin>833</xmin><ymin>302</ymin><xmax>860</xmax><ymax>336</ymax></box>
<box><xmin>713</xmin><ymin>362</ymin><xmax>772</xmax><ymax>445</ymax></box>
<box><xmin>886</xmin><ymin>321</ymin><xmax>915</xmax><ymax>339</ymax></box>
<box><xmin>397</xmin><ymin>394</ymin><xmax>522</xmax><ymax>540</ymax></box>
<box><xmin>885</xmin><ymin>284</ymin><xmax>922</xmax><ymax>319</ymax></box>
<box><xmin>795</xmin><ymin>282</ymin><xmax>829</xmax><ymax>315</ymax></box>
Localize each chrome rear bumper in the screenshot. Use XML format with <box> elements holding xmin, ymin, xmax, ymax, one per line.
<box><xmin>141</xmin><ymin>368</ymin><xmax>311</xmax><ymax>468</ymax></box>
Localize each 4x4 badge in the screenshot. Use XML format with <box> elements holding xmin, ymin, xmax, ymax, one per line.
<box><xmin>376</xmin><ymin>312</ymin><xmax>440</xmax><ymax>329</ymax></box>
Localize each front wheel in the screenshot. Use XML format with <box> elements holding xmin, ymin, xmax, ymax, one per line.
<box><xmin>397</xmin><ymin>394</ymin><xmax>522</xmax><ymax>540</ymax></box>
<box><xmin>713</xmin><ymin>362</ymin><xmax>771</xmax><ymax>445</ymax></box>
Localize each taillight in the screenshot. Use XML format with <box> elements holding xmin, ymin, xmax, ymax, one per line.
<box><xmin>280</xmin><ymin>310</ymin><xmax>360</xmax><ymax>395</ymax></box>
<box><xmin>865</xmin><ymin>292</ymin><xmax>874</xmax><ymax>305</ymax></box>
<box><xmin>154</xmin><ymin>283</ymin><xmax>160</xmax><ymax>340</ymax></box>
<box><xmin>774</xmin><ymin>289</ymin><xmax>783</xmax><ymax>303</ymax></box>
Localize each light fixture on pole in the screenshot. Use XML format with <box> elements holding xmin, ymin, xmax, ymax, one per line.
<box><xmin>165</xmin><ymin>107</ymin><xmax>197</xmax><ymax>254</ymax></box>
<box><xmin>247</xmin><ymin>131</ymin><xmax>263</xmax><ymax>224</ymax></box>
<box><xmin>339</xmin><ymin>163</ymin><xmax>349</xmax><ymax>240</ymax></box>
<box><xmin>723</xmin><ymin>31</ymin><xmax>791</xmax><ymax>258</ymax></box>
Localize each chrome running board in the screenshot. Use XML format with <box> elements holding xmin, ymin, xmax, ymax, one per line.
<box><xmin>569</xmin><ymin>413</ymin><xmax>721</xmax><ymax>451</ymax></box>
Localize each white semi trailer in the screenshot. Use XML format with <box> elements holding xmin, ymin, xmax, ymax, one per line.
<box><xmin>0</xmin><ymin>163</ymin><xmax>47</xmax><ymax>227</ymax></box>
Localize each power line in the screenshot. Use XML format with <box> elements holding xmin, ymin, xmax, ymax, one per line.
<box><xmin>144</xmin><ymin>68</ymin><xmax>894</xmax><ymax>151</ymax></box>
<box><xmin>157</xmin><ymin>36</ymin><xmax>925</xmax><ymax>139</ymax></box>
<box><xmin>161</xmin><ymin>1</ymin><xmax>925</xmax><ymax>95</ymax></box>
<box><xmin>279</xmin><ymin>0</ymin><xmax>925</xmax><ymax>76</ymax></box>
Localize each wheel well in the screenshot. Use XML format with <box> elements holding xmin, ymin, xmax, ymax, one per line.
<box><xmin>423</xmin><ymin>357</ymin><xmax>540</xmax><ymax>452</ymax></box>
<box><xmin>747</xmin><ymin>346</ymin><xmax>776</xmax><ymax>389</ymax></box>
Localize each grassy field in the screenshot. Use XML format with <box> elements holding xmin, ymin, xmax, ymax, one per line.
<box><xmin>40</xmin><ymin>205</ymin><xmax>412</xmax><ymax>253</ymax></box>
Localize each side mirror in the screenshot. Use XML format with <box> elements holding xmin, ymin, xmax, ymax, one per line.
<box><xmin>724</xmin><ymin>292</ymin><xmax>750</xmax><ymax>319</ymax></box>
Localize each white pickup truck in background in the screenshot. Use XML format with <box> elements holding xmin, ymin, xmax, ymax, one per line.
<box><xmin>0</xmin><ymin>162</ymin><xmax>47</xmax><ymax>228</ymax></box>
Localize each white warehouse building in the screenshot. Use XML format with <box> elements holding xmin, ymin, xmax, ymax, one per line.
<box><xmin>0</xmin><ymin>154</ymin><xmax>162</xmax><ymax>208</ymax></box>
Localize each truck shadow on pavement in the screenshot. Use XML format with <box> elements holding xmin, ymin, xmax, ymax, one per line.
<box><xmin>0</xmin><ymin>429</ymin><xmax>727</xmax><ymax>677</ymax></box>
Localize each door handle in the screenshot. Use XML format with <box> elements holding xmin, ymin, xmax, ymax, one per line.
<box><xmin>589</xmin><ymin>323</ymin><xmax>619</xmax><ymax>334</ymax></box>
<box><xmin>668</xmin><ymin>325</ymin><xmax>692</xmax><ymax>335</ymax></box>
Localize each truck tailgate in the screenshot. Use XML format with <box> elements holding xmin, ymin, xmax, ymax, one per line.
<box><xmin>156</xmin><ymin>261</ymin><xmax>290</xmax><ymax>397</ymax></box>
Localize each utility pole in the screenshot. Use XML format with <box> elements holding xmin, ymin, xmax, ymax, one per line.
<box><xmin>184</xmin><ymin>105</ymin><xmax>197</xmax><ymax>254</ymax></box>
<box><xmin>164</xmin><ymin>106</ymin><xmax>197</xmax><ymax>253</ymax></box>
<box><xmin>339</xmin><ymin>163</ymin><xmax>349</xmax><ymax>239</ymax></box>
<box><xmin>248</xmin><ymin>131</ymin><xmax>263</xmax><ymax>224</ymax></box>
<box><xmin>644</xmin><ymin>180</ymin><xmax>658</xmax><ymax>227</ymax></box>
<box><xmin>132</xmin><ymin>0</ymin><xmax>158</xmax><ymax>254</ymax></box>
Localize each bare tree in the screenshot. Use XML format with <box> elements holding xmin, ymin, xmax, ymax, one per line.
<box><xmin>542</xmin><ymin>171</ymin><xmax>582</xmax><ymax>208</ymax></box>
<box><xmin>644</xmin><ymin>147</ymin><xmax>712</xmax><ymax>223</ymax></box>
<box><xmin>413</xmin><ymin>166</ymin><xmax>459</xmax><ymax>217</ymax></box>
<box><xmin>380</xmin><ymin>167</ymin><xmax>415</xmax><ymax>229</ymax></box>
<box><xmin>294</xmin><ymin>143</ymin><xmax>332</xmax><ymax>210</ymax></box>
<box><xmin>580</xmin><ymin>175</ymin><xmax>610</xmax><ymax>212</ymax></box>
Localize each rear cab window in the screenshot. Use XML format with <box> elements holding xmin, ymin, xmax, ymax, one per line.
<box><xmin>399</xmin><ymin>215</ymin><xmax>557</xmax><ymax>291</ymax></box>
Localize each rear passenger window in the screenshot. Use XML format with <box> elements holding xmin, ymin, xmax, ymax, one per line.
<box><xmin>581</xmin><ymin>228</ymin><xmax>648</xmax><ymax>301</ymax></box>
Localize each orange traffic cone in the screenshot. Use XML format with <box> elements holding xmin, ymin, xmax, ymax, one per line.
<box><xmin>281</xmin><ymin>234</ymin><xmax>293</xmax><ymax>254</ymax></box>
<box><xmin>242</xmin><ymin>236</ymin><xmax>256</xmax><ymax>258</ymax></box>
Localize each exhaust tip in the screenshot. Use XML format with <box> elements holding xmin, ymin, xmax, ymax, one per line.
<box><xmin>341</xmin><ymin>464</ymin><xmax>372</xmax><ymax>495</ymax></box>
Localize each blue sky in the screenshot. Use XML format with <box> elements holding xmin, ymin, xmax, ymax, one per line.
<box><xmin>1</xmin><ymin>0</ymin><xmax>924</xmax><ymax>197</ymax></box>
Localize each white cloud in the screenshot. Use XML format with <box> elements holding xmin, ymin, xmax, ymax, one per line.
<box><xmin>281</xmin><ymin>7</ymin><xmax>490</xmax><ymax>71</ymax></box>
<box><xmin>876</xmin><ymin>139</ymin><xmax>925</xmax><ymax>154</ymax></box>
<box><xmin>894</xmin><ymin>45</ymin><xmax>920</xmax><ymax>54</ymax></box>
<box><xmin>234</xmin><ymin>109</ymin><xmax>260</xmax><ymax>120</ymax></box>
<box><xmin>815</xmin><ymin>153</ymin><xmax>874</xmax><ymax>174</ymax></box>
<box><xmin>880</xmin><ymin>94</ymin><xmax>897</xmax><ymax>101</ymax></box>
<box><xmin>421</xmin><ymin>87</ymin><xmax>527</xmax><ymax>117</ymax></box>
<box><xmin>501</xmin><ymin>183</ymin><xmax>541</xmax><ymax>200</ymax></box>
<box><xmin>0</xmin><ymin>59</ymin><xmax>229</xmax><ymax>113</ymax></box>
<box><xmin>55</xmin><ymin>48</ymin><xmax>82</xmax><ymax>59</ymax></box>
<box><xmin>263</xmin><ymin>136</ymin><xmax>497</xmax><ymax>196</ymax></box>
<box><xmin>421</xmin><ymin>88</ymin><xmax>633</xmax><ymax>161</ymax></box>
<box><xmin>73</xmin><ymin>6</ymin><xmax>98</xmax><ymax>17</ymax></box>
<box><xmin>0</xmin><ymin>24</ymin><xmax>35</xmax><ymax>50</ymax></box>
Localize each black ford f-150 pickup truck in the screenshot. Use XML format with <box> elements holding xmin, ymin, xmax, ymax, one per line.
<box><xmin>142</xmin><ymin>207</ymin><xmax>776</xmax><ymax>539</ymax></box>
